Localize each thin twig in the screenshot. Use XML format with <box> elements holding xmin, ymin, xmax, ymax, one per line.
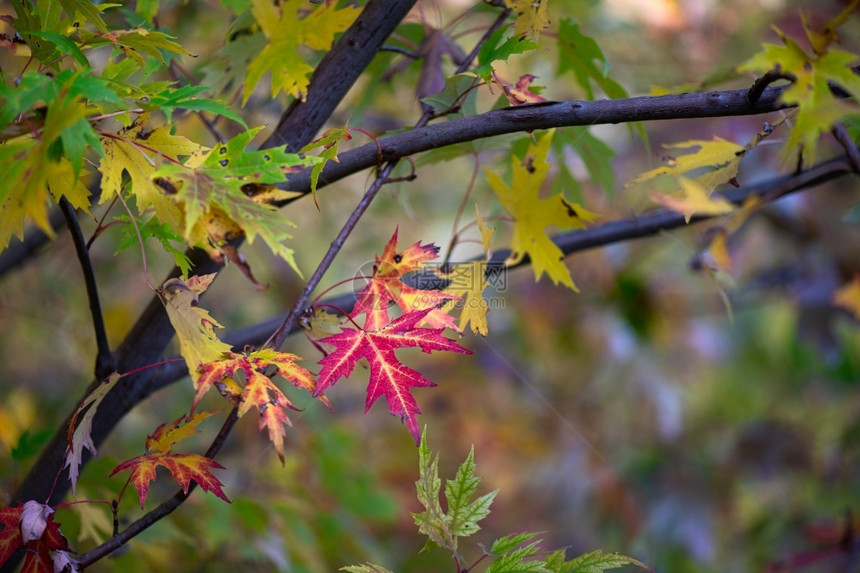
<box><xmin>58</xmin><ymin>196</ymin><xmax>114</xmax><ymax>380</ymax></box>
<box><xmin>77</xmin><ymin>407</ymin><xmax>240</xmax><ymax>567</ymax></box>
<box><xmin>264</xmin><ymin>2</ymin><xmax>512</xmax><ymax>350</ymax></box>
<box><xmin>832</xmin><ymin>123</ymin><xmax>860</xmax><ymax>173</ymax></box>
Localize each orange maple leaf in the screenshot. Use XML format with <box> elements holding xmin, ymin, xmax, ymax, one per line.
<box><xmin>196</xmin><ymin>348</ymin><xmax>326</xmax><ymax>463</ymax></box>
<box><xmin>110</xmin><ymin>411</ymin><xmax>229</xmax><ymax>508</ymax></box>
<box><xmin>315</xmin><ymin>308</ymin><xmax>471</xmax><ymax>442</ymax></box>
<box><xmin>351</xmin><ymin>228</ymin><xmax>460</xmax><ymax>331</ymax></box>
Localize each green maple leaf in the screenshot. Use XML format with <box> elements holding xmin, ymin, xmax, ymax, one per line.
<box><xmin>486</xmin><ymin>130</ymin><xmax>600</xmax><ymax>291</ymax></box>
<box><xmin>243</xmin><ymin>0</ymin><xmax>360</xmax><ymax>103</ymax></box>
<box><xmin>411</xmin><ymin>428</ymin><xmax>498</xmax><ymax>554</ymax></box>
<box><xmin>557</xmin><ymin>19</ymin><xmax>627</xmax><ymax>100</ymax></box>
<box><xmin>474</xmin><ymin>27</ymin><xmax>540</xmax><ymax>83</ymax></box>
<box><xmin>544</xmin><ymin>549</ymin><xmax>650</xmax><ymax>573</ymax></box>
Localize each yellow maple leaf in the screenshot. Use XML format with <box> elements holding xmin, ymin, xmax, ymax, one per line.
<box><xmin>244</xmin><ymin>0</ymin><xmax>360</xmax><ymax>103</ymax></box>
<box><xmin>98</xmin><ymin>114</ymin><xmax>201</xmax><ymax>231</ymax></box>
<box><xmin>158</xmin><ymin>274</ymin><xmax>233</xmax><ymax>386</ymax></box>
<box><xmin>486</xmin><ymin>130</ymin><xmax>600</xmax><ymax>291</ymax></box>
<box><xmin>834</xmin><ymin>276</ymin><xmax>860</xmax><ymax>319</ymax></box>
<box><xmin>508</xmin><ymin>0</ymin><xmax>551</xmax><ymax>40</ymax></box>
<box><xmin>442</xmin><ymin>262</ymin><xmax>491</xmax><ymax>336</ymax></box>
<box><xmin>652</xmin><ymin>177</ymin><xmax>736</xmax><ymax>223</ymax></box>
<box><xmin>628</xmin><ymin>137</ymin><xmax>744</xmax><ymax>193</ymax></box>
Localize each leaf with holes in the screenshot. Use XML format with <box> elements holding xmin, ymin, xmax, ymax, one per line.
<box><xmin>486</xmin><ymin>130</ymin><xmax>600</xmax><ymax>291</ymax></box>
<box><xmin>195</xmin><ymin>348</ymin><xmax>325</xmax><ymax>463</ymax></box>
<box><xmin>315</xmin><ymin>310</ymin><xmax>471</xmax><ymax>442</ymax></box>
<box><xmin>110</xmin><ymin>411</ymin><xmax>229</xmax><ymax>508</ymax></box>
<box><xmin>508</xmin><ymin>0</ymin><xmax>550</xmax><ymax>40</ymax></box>
<box><xmin>152</xmin><ymin>127</ymin><xmax>311</xmax><ymax>282</ymax></box>
<box><xmin>351</xmin><ymin>228</ymin><xmax>460</xmax><ymax>332</ymax></box>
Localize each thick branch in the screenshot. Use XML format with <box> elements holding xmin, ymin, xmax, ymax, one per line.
<box><xmin>137</xmin><ymin>156</ymin><xmax>856</xmax><ymax>396</ymax></box>
<box><xmin>4</xmin><ymin>0</ymin><xmax>421</xmax><ymax>537</ymax></box>
<box><xmin>280</xmin><ymin>85</ymin><xmax>791</xmax><ymax>196</ymax></box>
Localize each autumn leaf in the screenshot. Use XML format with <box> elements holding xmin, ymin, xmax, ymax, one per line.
<box><xmin>0</xmin><ymin>501</ymin><xmax>71</xmax><ymax>573</ymax></box>
<box><xmin>153</xmin><ymin>126</ymin><xmax>311</xmax><ymax>282</ymax></box>
<box><xmin>737</xmin><ymin>7</ymin><xmax>860</xmax><ymax>165</ymax></box>
<box><xmin>244</xmin><ymin>0</ymin><xmax>360</xmax><ymax>103</ymax></box>
<box><xmin>486</xmin><ymin>130</ymin><xmax>600</xmax><ymax>291</ymax></box>
<box><xmin>99</xmin><ymin>113</ymin><xmax>201</xmax><ymax>232</ymax></box>
<box><xmin>652</xmin><ymin>177</ymin><xmax>736</xmax><ymax>223</ymax></box>
<box><xmin>833</xmin><ymin>275</ymin><xmax>860</xmax><ymax>319</ymax></box>
<box><xmin>315</xmin><ymin>309</ymin><xmax>471</xmax><ymax>443</ymax></box>
<box><xmin>499</xmin><ymin>73</ymin><xmax>547</xmax><ymax>106</ymax></box>
<box><xmin>110</xmin><ymin>411</ymin><xmax>230</xmax><ymax>508</ymax></box>
<box><xmin>507</xmin><ymin>0</ymin><xmax>550</xmax><ymax>40</ymax></box>
<box><xmin>351</xmin><ymin>228</ymin><xmax>460</xmax><ymax>332</ymax></box>
<box><xmin>64</xmin><ymin>372</ymin><xmax>122</xmax><ymax>496</ymax></box>
<box><xmin>158</xmin><ymin>274</ymin><xmax>234</xmax><ymax>389</ymax></box>
<box><xmin>195</xmin><ymin>347</ymin><xmax>324</xmax><ymax>463</ymax></box>
<box><xmin>628</xmin><ymin>137</ymin><xmax>745</xmax><ymax>193</ymax></box>
<box><xmin>440</xmin><ymin>207</ymin><xmax>496</xmax><ymax>336</ymax></box>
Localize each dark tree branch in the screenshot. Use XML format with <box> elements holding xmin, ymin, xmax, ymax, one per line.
<box><xmin>4</xmin><ymin>0</ymin><xmax>424</xmax><ymax>557</ymax></box>
<box><xmin>280</xmin><ymin>84</ymin><xmax>792</xmax><ymax>198</ymax></box>
<box><xmin>136</xmin><ymin>156</ymin><xmax>856</xmax><ymax>397</ymax></box>
<box><xmin>266</xmin><ymin>3</ymin><xmax>510</xmax><ymax>350</ymax></box>
<box><xmin>77</xmin><ymin>407</ymin><xmax>240</xmax><ymax>567</ymax></box>
<box><xmin>58</xmin><ymin>196</ymin><xmax>114</xmax><ymax>381</ymax></box>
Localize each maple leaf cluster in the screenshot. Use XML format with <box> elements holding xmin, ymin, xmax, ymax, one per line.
<box><xmin>111</xmin><ymin>411</ymin><xmax>229</xmax><ymax>508</ymax></box>
<box><xmin>315</xmin><ymin>229</ymin><xmax>472</xmax><ymax>443</ymax></box>
<box><xmin>0</xmin><ymin>501</ymin><xmax>74</xmax><ymax>573</ymax></box>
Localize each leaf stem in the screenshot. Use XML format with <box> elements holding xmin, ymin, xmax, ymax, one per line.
<box><xmin>58</xmin><ymin>196</ymin><xmax>115</xmax><ymax>381</ymax></box>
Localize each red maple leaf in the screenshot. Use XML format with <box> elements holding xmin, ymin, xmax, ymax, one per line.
<box><xmin>315</xmin><ymin>308</ymin><xmax>471</xmax><ymax>442</ymax></box>
<box><xmin>196</xmin><ymin>348</ymin><xmax>328</xmax><ymax>463</ymax></box>
<box><xmin>352</xmin><ymin>228</ymin><xmax>460</xmax><ymax>331</ymax></box>
<box><xmin>110</xmin><ymin>411</ymin><xmax>230</xmax><ymax>508</ymax></box>
<box><xmin>0</xmin><ymin>502</ymin><xmax>70</xmax><ymax>573</ymax></box>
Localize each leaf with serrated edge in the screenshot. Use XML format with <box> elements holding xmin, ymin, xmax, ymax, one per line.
<box><xmin>244</xmin><ymin>0</ymin><xmax>359</xmax><ymax>102</ymax></box>
<box><xmin>552</xmin><ymin>549</ymin><xmax>650</xmax><ymax>572</ymax></box>
<box><xmin>110</xmin><ymin>413</ymin><xmax>229</xmax><ymax>508</ymax></box>
<box><xmin>486</xmin><ymin>130</ymin><xmax>600</xmax><ymax>291</ymax></box>
<box><xmin>64</xmin><ymin>372</ymin><xmax>122</xmax><ymax>496</ymax></box>
<box><xmin>316</xmin><ymin>310</ymin><xmax>471</xmax><ymax>442</ymax></box>
<box><xmin>159</xmin><ymin>274</ymin><xmax>234</xmax><ymax>389</ymax></box>
<box><xmin>351</xmin><ymin>228</ymin><xmax>460</xmax><ymax>332</ymax></box>
<box><xmin>196</xmin><ymin>348</ymin><xmax>322</xmax><ymax>463</ymax></box>
<box><xmin>446</xmin><ymin>446</ymin><xmax>497</xmax><ymax>539</ymax></box>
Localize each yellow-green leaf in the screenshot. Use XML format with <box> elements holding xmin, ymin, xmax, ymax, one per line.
<box><xmin>244</xmin><ymin>0</ymin><xmax>359</xmax><ymax>103</ymax></box>
<box><xmin>486</xmin><ymin>130</ymin><xmax>600</xmax><ymax>291</ymax></box>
